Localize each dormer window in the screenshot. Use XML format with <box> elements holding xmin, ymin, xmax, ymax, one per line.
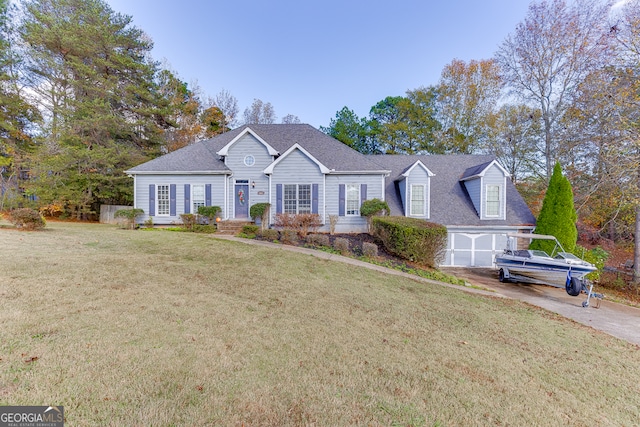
<box><xmin>410</xmin><ymin>184</ymin><xmax>426</xmax><ymax>216</ymax></box>
<box><xmin>486</xmin><ymin>185</ymin><xmax>501</xmax><ymax>217</ymax></box>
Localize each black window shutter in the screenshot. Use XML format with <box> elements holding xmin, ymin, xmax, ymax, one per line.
<box><xmin>148</xmin><ymin>184</ymin><xmax>155</xmax><ymax>216</ymax></box>
<box><xmin>276</xmin><ymin>184</ymin><xmax>283</xmax><ymax>214</ymax></box>
<box><xmin>338</xmin><ymin>184</ymin><xmax>345</xmax><ymax>216</ymax></box>
<box><xmin>184</xmin><ymin>184</ymin><xmax>191</xmax><ymax>214</ymax></box>
<box><xmin>205</xmin><ymin>184</ymin><xmax>212</xmax><ymax>206</ymax></box>
<box><xmin>170</xmin><ymin>184</ymin><xmax>176</xmax><ymax>216</ymax></box>
<box><xmin>312</xmin><ymin>184</ymin><xmax>319</xmax><ymax>214</ymax></box>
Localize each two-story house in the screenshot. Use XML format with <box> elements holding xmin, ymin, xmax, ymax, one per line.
<box><xmin>125</xmin><ymin>124</ymin><xmax>535</xmax><ymax>267</ymax></box>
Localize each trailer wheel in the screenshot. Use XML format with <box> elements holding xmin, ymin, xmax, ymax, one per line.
<box><xmin>499</xmin><ymin>269</ymin><xmax>507</xmax><ymax>282</ymax></box>
<box><xmin>566</xmin><ymin>277</ymin><xmax>582</xmax><ymax>297</ymax></box>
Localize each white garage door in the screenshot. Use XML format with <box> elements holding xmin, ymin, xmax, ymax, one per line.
<box><xmin>445</xmin><ymin>233</ymin><xmax>508</xmax><ymax>267</ymax></box>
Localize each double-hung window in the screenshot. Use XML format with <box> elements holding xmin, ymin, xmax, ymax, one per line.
<box><xmin>410</xmin><ymin>184</ymin><xmax>425</xmax><ymax>216</ymax></box>
<box><xmin>486</xmin><ymin>185</ymin><xmax>500</xmax><ymax>217</ymax></box>
<box><xmin>346</xmin><ymin>184</ymin><xmax>360</xmax><ymax>216</ymax></box>
<box><xmin>192</xmin><ymin>184</ymin><xmax>205</xmax><ymax>213</ymax></box>
<box><xmin>157</xmin><ymin>184</ymin><xmax>170</xmax><ymax>216</ymax></box>
<box><xmin>284</xmin><ymin>184</ymin><xmax>311</xmax><ymax>214</ymax></box>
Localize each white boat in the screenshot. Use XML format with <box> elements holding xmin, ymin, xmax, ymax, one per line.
<box><xmin>495</xmin><ymin>233</ymin><xmax>602</xmax><ymax>307</ymax></box>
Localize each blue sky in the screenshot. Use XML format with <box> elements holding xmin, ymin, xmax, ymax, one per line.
<box><xmin>105</xmin><ymin>0</ymin><xmax>532</xmax><ymax>128</ymax></box>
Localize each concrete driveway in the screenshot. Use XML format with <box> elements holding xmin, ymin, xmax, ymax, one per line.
<box><xmin>444</xmin><ymin>268</ymin><xmax>640</xmax><ymax>346</ymax></box>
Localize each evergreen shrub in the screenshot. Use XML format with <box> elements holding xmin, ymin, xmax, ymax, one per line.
<box><xmin>114</xmin><ymin>208</ymin><xmax>144</xmax><ymax>230</ymax></box>
<box><xmin>8</xmin><ymin>208</ymin><xmax>46</xmax><ymax>230</ymax></box>
<box><xmin>259</xmin><ymin>229</ymin><xmax>279</xmax><ymax>241</ymax></box>
<box><xmin>371</xmin><ymin>216</ymin><xmax>447</xmax><ymax>268</ymax></box>
<box><xmin>362</xmin><ymin>242</ymin><xmax>379</xmax><ymax>258</ymax></box>
<box><xmin>180</xmin><ymin>214</ymin><xmax>197</xmax><ymax>231</ymax></box>
<box><xmin>333</xmin><ymin>237</ymin><xmax>350</xmax><ymax>254</ymax></box>
<box><xmin>197</xmin><ymin>206</ymin><xmax>221</xmax><ymax>224</ymax></box>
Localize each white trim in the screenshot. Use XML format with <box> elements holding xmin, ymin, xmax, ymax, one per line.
<box><xmin>125</xmin><ymin>171</ymin><xmax>230</xmax><ymax>175</ymax></box>
<box><xmin>133</xmin><ymin>175</ymin><xmax>137</xmax><ymax>209</ymax></box>
<box><xmin>268</xmin><ymin>174</ymin><xmax>273</xmax><ymax>224</ymax></box>
<box><xmin>323</xmin><ymin>175</ymin><xmax>327</xmax><ymax>223</ymax></box>
<box><xmin>327</xmin><ymin>170</ymin><xmax>390</xmax><ymax>175</ymax></box>
<box><xmin>156</xmin><ymin>184</ymin><xmax>170</xmax><ymax>217</ymax></box>
<box><xmin>409</xmin><ymin>183</ymin><xmax>427</xmax><ymax>217</ymax></box>
<box><xmin>263</xmin><ymin>143</ymin><xmax>331</xmax><ymax>174</ymax></box>
<box><xmin>460</xmin><ymin>159</ymin><xmax>510</xmax><ymax>181</ymax></box>
<box><xmin>345</xmin><ymin>183</ymin><xmax>360</xmax><ymax>216</ymax></box>
<box><xmin>401</xmin><ymin>160</ymin><xmax>435</xmax><ymax>178</ymax></box>
<box><xmin>217</xmin><ymin>127</ymin><xmax>279</xmax><ymax>156</ymax></box>
<box><xmin>191</xmin><ymin>183</ymin><xmax>206</xmax><ymax>214</ymax></box>
<box><xmin>485</xmin><ymin>184</ymin><xmax>501</xmax><ymax>218</ymax></box>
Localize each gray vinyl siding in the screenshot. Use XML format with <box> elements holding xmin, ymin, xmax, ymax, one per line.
<box><xmin>269</xmin><ymin>149</ymin><xmax>325</xmax><ymax>222</ymax></box>
<box><xmin>465</xmin><ymin>178</ymin><xmax>481</xmax><ymax>215</ymax></box>
<box><xmin>405</xmin><ymin>167</ymin><xmax>431</xmax><ymax>218</ymax></box>
<box><xmin>325</xmin><ymin>174</ymin><xmax>384</xmax><ymax>233</ymax></box>
<box><xmin>134</xmin><ymin>174</ymin><xmax>226</xmax><ymax>224</ymax></box>
<box><xmin>481</xmin><ymin>165</ymin><xmax>506</xmax><ymax>220</ymax></box>
<box><xmin>225</xmin><ymin>133</ymin><xmax>274</xmax><ymax>218</ymax></box>
<box><xmin>398</xmin><ymin>179</ymin><xmax>406</xmax><ymax>214</ymax></box>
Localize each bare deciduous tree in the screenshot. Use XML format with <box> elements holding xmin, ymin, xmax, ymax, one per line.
<box><xmin>243</xmin><ymin>99</ymin><xmax>276</xmax><ymax>124</ymax></box>
<box><xmin>496</xmin><ymin>0</ymin><xmax>612</xmax><ymax>179</ymax></box>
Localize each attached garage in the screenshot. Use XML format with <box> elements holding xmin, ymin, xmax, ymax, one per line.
<box><xmin>444</xmin><ymin>230</ymin><xmax>515</xmax><ymax>267</ymax></box>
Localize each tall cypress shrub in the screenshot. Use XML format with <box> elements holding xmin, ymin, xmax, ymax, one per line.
<box><xmin>530</xmin><ymin>162</ymin><xmax>577</xmax><ymax>255</ymax></box>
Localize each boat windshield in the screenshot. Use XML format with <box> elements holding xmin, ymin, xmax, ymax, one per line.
<box><xmin>555</xmin><ymin>252</ymin><xmax>581</xmax><ymax>260</ymax></box>
<box><xmin>530</xmin><ymin>250</ymin><xmax>552</xmax><ymax>258</ymax></box>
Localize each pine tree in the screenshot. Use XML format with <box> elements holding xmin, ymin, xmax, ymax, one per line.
<box><xmin>530</xmin><ymin>162</ymin><xmax>578</xmax><ymax>255</ymax></box>
<box><xmin>20</xmin><ymin>0</ymin><xmax>172</xmax><ymax>217</ymax></box>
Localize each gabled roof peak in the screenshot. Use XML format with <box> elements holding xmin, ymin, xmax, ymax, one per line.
<box><xmin>400</xmin><ymin>159</ymin><xmax>435</xmax><ymax>179</ymax></box>
<box><xmin>460</xmin><ymin>159</ymin><xmax>510</xmax><ymax>181</ymax></box>
<box><xmin>216</xmin><ymin>127</ymin><xmax>279</xmax><ymax>156</ymax></box>
<box><xmin>263</xmin><ymin>143</ymin><xmax>331</xmax><ymax>174</ymax></box>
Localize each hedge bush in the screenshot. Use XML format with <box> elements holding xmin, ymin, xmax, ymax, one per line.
<box><xmin>259</xmin><ymin>228</ymin><xmax>279</xmax><ymax>241</ymax></box>
<box><xmin>274</xmin><ymin>213</ymin><xmax>321</xmax><ymax>238</ymax></box>
<box><xmin>197</xmin><ymin>206</ymin><xmax>221</xmax><ymax>224</ymax></box>
<box><xmin>114</xmin><ymin>208</ymin><xmax>144</xmax><ymax>230</ymax></box>
<box><xmin>8</xmin><ymin>208</ymin><xmax>46</xmax><ymax>230</ymax></box>
<box><xmin>306</xmin><ymin>233</ymin><xmax>331</xmax><ymax>247</ymax></box>
<box><xmin>371</xmin><ymin>216</ymin><xmax>447</xmax><ymax>268</ymax></box>
<box><xmin>180</xmin><ymin>213</ymin><xmax>198</xmax><ymax>231</ymax></box>
<box><xmin>362</xmin><ymin>242</ymin><xmax>379</xmax><ymax>258</ymax></box>
<box><xmin>240</xmin><ymin>224</ymin><xmax>260</xmax><ymax>238</ymax></box>
<box><xmin>333</xmin><ymin>237</ymin><xmax>350</xmax><ymax>255</ymax></box>
<box><xmin>250</xmin><ymin>203</ymin><xmax>271</xmax><ymax>230</ymax></box>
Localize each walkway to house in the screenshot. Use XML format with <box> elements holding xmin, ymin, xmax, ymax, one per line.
<box><xmin>213</xmin><ymin>235</ymin><xmax>640</xmax><ymax>346</ymax></box>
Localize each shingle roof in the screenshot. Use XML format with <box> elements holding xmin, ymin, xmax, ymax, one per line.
<box><xmin>373</xmin><ymin>154</ymin><xmax>536</xmax><ymax>227</ymax></box>
<box><xmin>126</xmin><ymin>124</ymin><xmax>387</xmax><ymax>173</ymax></box>
<box><xmin>126</xmin><ymin>124</ymin><xmax>535</xmax><ymax>228</ymax></box>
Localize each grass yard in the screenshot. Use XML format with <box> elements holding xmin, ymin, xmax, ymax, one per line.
<box><xmin>1</xmin><ymin>222</ymin><xmax>640</xmax><ymax>426</ymax></box>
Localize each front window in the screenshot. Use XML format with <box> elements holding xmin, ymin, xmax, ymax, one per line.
<box><xmin>157</xmin><ymin>184</ymin><xmax>170</xmax><ymax>216</ymax></box>
<box><xmin>486</xmin><ymin>185</ymin><xmax>500</xmax><ymax>216</ymax></box>
<box><xmin>346</xmin><ymin>184</ymin><xmax>360</xmax><ymax>216</ymax></box>
<box><xmin>410</xmin><ymin>184</ymin><xmax>425</xmax><ymax>216</ymax></box>
<box><xmin>284</xmin><ymin>184</ymin><xmax>311</xmax><ymax>214</ymax></box>
<box><xmin>192</xmin><ymin>184</ymin><xmax>205</xmax><ymax>213</ymax></box>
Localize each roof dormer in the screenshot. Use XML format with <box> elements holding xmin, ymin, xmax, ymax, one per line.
<box><xmin>460</xmin><ymin>160</ymin><xmax>509</xmax><ymax>220</ymax></box>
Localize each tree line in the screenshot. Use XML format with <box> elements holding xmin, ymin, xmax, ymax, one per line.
<box><xmin>0</xmin><ymin>0</ymin><xmax>298</xmax><ymax>218</ymax></box>
<box><xmin>323</xmin><ymin>0</ymin><xmax>640</xmax><ymax>251</ymax></box>
<box><xmin>1</xmin><ymin>0</ymin><xmax>639</xmax><ymax>259</ymax></box>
